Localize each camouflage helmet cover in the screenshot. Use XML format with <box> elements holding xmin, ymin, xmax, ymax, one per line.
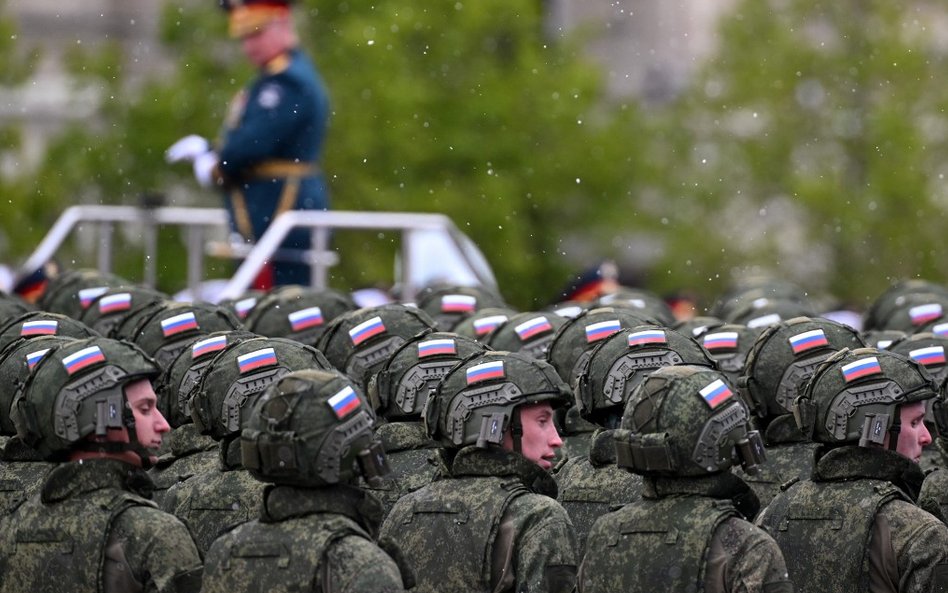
<box><xmin>414</xmin><ymin>283</ymin><xmax>507</xmax><ymax>331</ymax></box>
<box><xmin>241</xmin><ymin>369</ymin><xmax>388</xmax><ymax>487</ymax></box>
<box><xmin>863</xmin><ymin>280</ymin><xmax>948</xmax><ymax>332</ymax></box>
<box><xmin>486</xmin><ymin>311</ymin><xmax>567</xmax><ymax>360</ymax></box>
<box><xmin>0</xmin><ymin>311</ymin><xmax>99</xmax><ymax>354</ymax></box>
<box><xmin>887</xmin><ymin>332</ymin><xmax>948</xmax><ymax>391</ymax></box>
<box><xmin>78</xmin><ymin>286</ymin><xmax>168</xmax><ymax>338</ymax></box>
<box><xmin>451</xmin><ymin>306</ymin><xmax>519</xmax><ymax>343</ymax></box>
<box><xmin>244</xmin><ymin>285</ymin><xmax>357</xmax><ymax>347</ymax></box>
<box><xmin>38</xmin><ymin>268</ymin><xmax>125</xmax><ymax>319</ymax></box>
<box><xmin>0</xmin><ymin>335</ymin><xmax>79</xmax><ymax>435</ymax></box>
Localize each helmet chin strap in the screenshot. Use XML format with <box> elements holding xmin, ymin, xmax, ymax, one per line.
<box><xmin>887</xmin><ymin>407</ymin><xmax>902</xmax><ymax>452</ymax></box>
<box><xmin>511</xmin><ymin>407</ymin><xmax>524</xmax><ymax>454</ymax></box>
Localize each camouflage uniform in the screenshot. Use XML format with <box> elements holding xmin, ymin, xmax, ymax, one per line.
<box><xmin>149</xmin><ymin>423</ymin><xmax>219</xmax><ymax>508</ymax></box>
<box><xmin>201</xmin><ymin>368</ymin><xmax>408</xmax><ymax>593</ymax></box>
<box><xmin>0</xmin><ymin>437</ymin><xmax>54</xmax><ymax>517</ymax></box>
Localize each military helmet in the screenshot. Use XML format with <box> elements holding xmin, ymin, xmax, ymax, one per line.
<box><xmin>544</xmin><ymin>300</ymin><xmax>589</xmax><ymax>320</ymax></box>
<box><xmin>595</xmin><ymin>287</ymin><xmax>676</xmax><ymax>327</ymax></box>
<box><xmin>575</xmin><ymin>325</ymin><xmax>715</xmax><ymax>427</ymax></box>
<box><xmin>0</xmin><ymin>311</ymin><xmax>99</xmax><ymax>353</ymax></box>
<box><xmin>614</xmin><ymin>365</ymin><xmax>765</xmax><ymax>477</ymax></box>
<box><xmin>698</xmin><ymin>323</ymin><xmax>763</xmax><ymax>384</ymax></box>
<box><xmin>486</xmin><ymin>312</ymin><xmax>567</xmax><ymax>360</ymax></box>
<box><xmin>118</xmin><ymin>301</ymin><xmax>243</xmax><ymax>370</ymax></box>
<box><xmin>0</xmin><ymin>335</ymin><xmax>78</xmax><ymax>436</ymax></box>
<box><xmin>243</xmin><ymin>285</ymin><xmax>356</xmax><ymax>347</ymax></box>
<box><xmin>888</xmin><ymin>333</ymin><xmax>948</xmax><ymax>391</ymax></box>
<box><xmin>413</xmin><ymin>283</ymin><xmax>508</xmax><ymax>331</ymax></box>
<box><xmin>545</xmin><ymin>306</ymin><xmax>658</xmax><ymax>387</ymax></box>
<box><xmin>12</xmin><ymin>337</ymin><xmax>160</xmax><ymax>460</ymax></box>
<box><xmin>725</xmin><ymin>297</ymin><xmax>817</xmax><ymax>330</ymax></box>
<box><xmin>871</xmin><ymin>292</ymin><xmax>948</xmax><ymax>333</ymax></box>
<box><xmin>38</xmin><ymin>268</ymin><xmax>126</xmax><ymax>319</ymax></box>
<box><xmin>451</xmin><ymin>306</ymin><xmax>518</xmax><ymax>342</ymax></box>
<box><xmin>316</xmin><ymin>304</ymin><xmax>437</xmax><ymax>391</ymax></box>
<box><xmin>79</xmin><ymin>285</ymin><xmax>168</xmax><ymax>338</ymax></box>
<box><xmin>863</xmin><ymin>279</ymin><xmax>948</xmax><ymax>332</ymax></box>
<box><xmin>711</xmin><ymin>276</ymin><xmax>809</xmax><ymax>321</ymax></box>
<box><xmin>741</xmin><ymin>317</ymin><xmax>866</xmax><ymax>421</ymax></box>
<box><xmin>672</xmin><ymin>315</ymin><xmax>727</xmax><ymax>340</ymax></box>
<box><xmin>153</xmin><ymin>330</ymin><xmax>259</xmax><ymax>428</ymax></box>
<box><xmin>794</xmin><ymin>347</ymin><xmax>937</xmax><ymax>447</ymax></box>
<box><xmin>860</xmin><ymin>329</ymin><xmax>908</xmax><ymax>351</ymax></box>
<box><xmin>190</xmin><ymin>336</ymin><xmax>334</xmax><ymax>440</ymax></box>
<box><xmin>218</xmin><ymin>289</ymin><xmax>267</xmax><ymax>322</ymax></box>
<box><xmin>0</xmin><ymin>295</ymin><xmax>34</xmax><ymax>322</ymax></box>
<box><xmin>368</xmin><ymin>331</ymin><xmax>487</xmax><ymax>421</ymax></box>
<box><xmin>241</xmin><ymin>369</ymin><xmax>389</xmax><ymax>487</ymax></box>
<box><xmin>424</xmin><ymin>350</ymin><xmax>571</xmax><ymax>449</ymax></box>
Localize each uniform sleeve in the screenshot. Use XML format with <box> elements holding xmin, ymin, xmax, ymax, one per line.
<box><xmin>706</xmin><ymin>517</ymin><xmax>793</xmax><ymax>593</ymax></box>
<box><xmin>503</xmin><ymin>494</ymin><xmax>578</xmax><ymax>593</ymax></box>
<box><xmin>879</xmin><ymin>500</ymin><xmax>948</xmax><ymax>593</ymax></box>
<box><xmin>106</xmin><ymin>505</ymin><xmax>204</xmax><ymax>593</ymax></box>
<box><xmin>218</xmin><ymin>73</ymin><xmax>312</xmax><ymax>174</ymax></box>
<box><xmin>325</xmin><ymin>534</ymin><xmax>406</xmax><ymax>593</ymax></box>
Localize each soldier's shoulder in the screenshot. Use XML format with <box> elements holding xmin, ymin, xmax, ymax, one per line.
<box><xmin>879</xmin><ymin>498</ymin><xmax>948</xmax><ymax>533</ymax></box>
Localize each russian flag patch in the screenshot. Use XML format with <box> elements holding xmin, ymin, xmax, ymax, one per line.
<box><xmin>418</xmin><ymin>338</ymin><xmax>457</xmax><ymax>358</ymax></box>
<box><xmin>441</xmin><ymin>294</ymin><xmax>477</xmax><ymax>313</ymax></box>
<box><xmin>909</xmin><ymin>346</ymin><xmax>947</xmax><ymax>367</ymax></box>
<box><xmin>288</xmin><ymin>307</ymin><xmax>324</xmax><ymax>331</ymax></box>
<box><xmin>466</xmin><ymin>360</ymin><xmax>505</xmax><ymax>385</ymax></box>
<box><xmin>585</xmin><ymin>319</ymin><xmax>621</xmax><ymax>343</ymax></box>
<box><xmin>788</xmin><ymin>329</ymin><xmax>829</xmax><ymax>354</ymax></box>
<box><xmin>841</xmin><ymin>356</ymin><xmax>882</xmax><ymax>382</ymax></box>
<box><xmin>515</xmin><ymin>316</ymin><xmax>554</xmax><ymax>341</ymax></box>
<box><xmin>349</xmin><ymin>316</ymin><xmax>386</xmax><ymax>346</ymax></box>
<box><xmin>327</xmin><ymin>385</ymin><xmax>361</xmax><ymax>419</ymax></box>
<box><xmin>703</xmin><ymin>331</ymin><xmax>739</xmax><ymax>351</ymax></box>
<box><xmin>627</xmin><ymin>329</ymin><xmax>667</xmax><ymax>347</ymax></box>
<box><xmin>699</xmin><ymin>379</ymin><xmax>733</xmax><ymax>409</ymax></box>
<box><xmin>161</xmin><ymin>312</ymin><xmax>199</xmax><ymax>337</ymax></box>
<box><xmin>192</xmin><ymin>335</ymin><xmax>228</xmax><ymax>359</ymax></box>
<box><xmin>234</xmin><ymin>297</ymin><xmax>257</xmax><ymax>319</ymax></box>
<box><xmin>237</xmin><ymin>347</ymin><xmax>278</xmax><ymax>374</ymax></box>
<box><xmin>26</xmin><ymin>348</ymin><xmax>49</xmax><ymax>370</ymax></box>
<box><xmin>474</xmin><ymin>315</ymin><xmax>507</xmax><ymax>336</ymax></box>
<box><xmin>98</xmin><ymin>293</ymin><xmax>132</xmax><ymax>314</ymax></box>
<box><xmin>20</xmin><ymin>320</ymin><xmax>58</xmax><ymax>336</ymax></box>
<box><xmin>78</xmin><ymin>286</ymin><xmax>109</xmax><ymax>309</ymax></box>
<box><xmin>910</xmin><ymin>303</ymin><xmax>943</xmax><ymax>326</ymax></box>
<box><xmin>62</xmin><ymin>346</ymin><xmax>106</xmax><ymax>375</ymax></box>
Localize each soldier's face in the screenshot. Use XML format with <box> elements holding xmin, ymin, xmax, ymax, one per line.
<box><xmin>503</xmin><ymin>402</ymin><xmax>562</xmax><ymax>470</ymax></box>
<box><xmin>889</xmin><ymin>401</ymin><xmax>931</xmax><ymax>463</ymax></box>
<box><xmin>125</xmin><ymin>379</ymin><xmax>170</xmax><ymax>453</ymax></box>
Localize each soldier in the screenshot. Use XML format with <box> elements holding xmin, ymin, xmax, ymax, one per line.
<box><xmin>581</xmin><ymin>365</ymin><xmax>790</xmax><ymax>593</ymax></box>
<box><xmin>486</xmin><ymin>311</ymin><xmax>567</xmax><ymax>359</ymax></box>
<box><xmin>242</xmin><ymin>284</ymin><xmax>357</xmax><ymax>347</ymax></box>
<box><xmin>737</xmin><ymin>316</ymin><xmax>865</xmax><ymax>509</ymax></box>
<box><xmin>166</xmin><ymin>0</ymin><xmax>332</xmax><ymax>288</ymax></box>
<box><xmin>0</xmin><ymin>337</ymin><xmax>203</xmax><ymax>592</ymax></box>
<box><xmin>758</xmin><ymin>347</ymin><xmax>948</xmax><ymax>592</ymax></box>
<box><xmin>201</xmin><ymin>369</ymin><xmax>409</xmax><ymax>593</ymax></box>
<box><xmin>163</xmin><ymin>336</ymin><xmax>334</xmax><ymax>552</ymax></box>
<box><xmin>381</xmin><ymin>350</ymin><xmax>578</xmax><ymax>593</ymax></box>
<box><xmin>413</xmin><ymin>282</ymin><xmax>509</xmax><ymax>332</ymax></box>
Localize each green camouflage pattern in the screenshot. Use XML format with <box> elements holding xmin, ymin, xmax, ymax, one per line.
<box><xmin>734</xmin><ymin>416</ymin><xmax>819</xmax><ymax>512</ymax></box>
<box><xmin>242</xmin><ymin>285</ymin><xmax>357</xmax><ymax>347</ymax></box>
<box><xmin>380</xmin><ymin>446</ymin><xmax>577</xmax><ymax>593</ymax></box>
<box><xmin>919</xmin><ymin>467</ymin><xmax>948</xmax><ymax>526</ymax></box>
<box><xmin>148</xmin><ymin>424</ymin><xmax>219</xmax><ymax>508</ymax></box>
<box><xmin>863</xmin><ymin>279</ymin><xmax>948</xmax><ymax>332</ymax></box>
<box><xmin>552</xmin><ymin>407</ymin><xmax>597</xmax><ymax>466</ymax></box>
<box><xmin>485</xmin><ymin>311</ymin><xmax>566</xmax><ymax>360</ymax></box>
<box><xmin>413</xmin><ymin>283</ymin><xmax>508</xmax><ymax>332</ymax></box>
<box><xmin>757</xmin><ymin>446</ymin><xmax>948</xmax><ymax>593</ymax></box>
<box><xmin>0</xmin><ymin>439</ymin><xmax>54</xmax><ymax>517</ymax></box>
<box><xmin>0</xmin><ymin>335</ymin><xmax>78</xmax><ymax>435</ymax></box>
<box><xmin>38</xmin><ymin>268</ymin><xmax>125</xmax><ymax>320</ymax></box>
<box><xmin>698</xmin><ymin>322</ymin><xmax>763</xmax><ymax>385</ymax></box>
<box><xmin>0</xmin><ymin>458</ymin><xmax>202</xmax><ymax>593</ymax></box>
<box><xmin>873</xmin><ymin>291</ymin><xmax>948</xmax><ymax>333</ymax></box>
<box><xmin>450</xmin><ymin>307</ymin><xmax>519</xmax><ymax>343</ymax></box>
<box><xmin>78</xmin><ymin>286</ymin><xmax>167</xmax><ymax>338</ymax></box>
<box><xmin>0</xmin><ymin>312</ymin><xmax>97</xmax><ymax>355</ymax></box>
<box><xmin>554</xmin><ymin>429</ymin><xmax>643</xmax><ymax>555</ymax></box>
<box><xmin>202</xmin><ymin>485</ymin><xmax>406</xmax><ymax>593</ymax></box>
<box><xmin>594</xmin><ymin>287</ymin><xmax>676</xmax><ymax>327</ymax></box>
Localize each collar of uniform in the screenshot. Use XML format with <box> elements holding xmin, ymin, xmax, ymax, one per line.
<box><xmin>763</xmin><ymin>413</ymin><xmax>809</xmax><ymax>445</ymax></box>
<box><xmin>813</xmin><ymin>445</ymin><xmax>925</xmax><ymax>501</ymax></box>
<box><xmin>219</xmin><ymin>436</ymin><xmax>244</xmax><ymax>471</ymax></box>
<box><xmin>588</xmin><ymin>428</ymin><xmax>617</xmax><ymax>468</ymax></box>
<box><xmin>376</xmin><ymin>420</ymin><xmax>437</xmax><ymax>453</ymax></box>
<box><xmin>642</xmin><ymin>472</ymin><xmax>760</xmax><ymax>519</ymax></box>
<box><xmin>450</xmin><ymin>445</ymin><xmax>558</xmax><ymax>498</ymax></box>
<box><xmin>260</xmin><ymin>483</ymin><xmax>385</xmax><ymax>536</ymax></box>
<box><xmin>168</xmin><ymin>423</ymin><xmax>218</xmax><ymax>458</ymax></box>
<box><xmin>0</xmin><ymin>436</ymin><xmax>46</xmax><ymax>462</ymax></box>
<box><xmin>41</xmin><ymin>458</ymin><xmax>154</xmax><ymax>504</ymax></box>
<box><xmin>264</xmin><ymin>49</ymin><xmax>293</xmax><ymax>75</ymax></box>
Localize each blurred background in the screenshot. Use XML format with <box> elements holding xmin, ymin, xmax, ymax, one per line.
<box><xmin>1</xmin><ymin>0</ymin><xmax>947</xmax><ymax>311</ymax></box>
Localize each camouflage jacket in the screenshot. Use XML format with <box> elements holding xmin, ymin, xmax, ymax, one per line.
<box><xmin>380</xmin><ymin>446</ymin><xmax>578</xmax><ymax>593</ymax></box>
<box><xmin>553</xmin><ymin>407</ymin><xmax>597</xmax><ymax>466</ymax></box>
<box><xmin>736</xmin><ymin>415</ymin><xmax>819</xmax><ymax>515</ymax></box>
<box><xmin>161</xmin><ymin>436</ymin><xmax>266</xmax><ymax>553</ymax></box>
<box><xmin>580</xmin><ymin>472</ymin><xmax>792</xmax><ymax>593</ymax></box>
<box><xmin>758</xmin><ymin>446</ymin><xmax>948</xmax><ymax>593</ymax></box>
<box><xmin>149</xmin><ymin>423</ymin><xmax>219</xmax><ymax>508</ymax></box>
<box><xmin>0</xmin><ymin>437</ymin><xmax>54</xmax><ymax>517</ymax></box>
<box><xmin>202</xmin><ymin>484</ymin><xmax>407</xmax><ymax>593</ymax></box>
<box><xmin>0</xmin><ymin>458</ymin><xmax>202</xmax><ymax>593</ymax></box>
<box><xmin>553</xmin><ymin>429</ymin><xmax>642</xmax><ymax>555</ymax></box>
<box><xmin>360</xmin><ymin>421</ymin><xmax>446</xmax><ymax>519</ymax></box>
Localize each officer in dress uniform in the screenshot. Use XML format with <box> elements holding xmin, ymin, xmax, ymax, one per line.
<box><xmin>166</xmin><ymin>0</ymin><xmax>330</xmax><ymax>288</ymax></box>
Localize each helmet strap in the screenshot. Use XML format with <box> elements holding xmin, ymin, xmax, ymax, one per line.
<box><xmin>511</xmin><ymin>407</ymin><xmax>524</xmax><ymax>454</ymax></box>
<box><xmin>887</xmin><ymin>407</ymin><xmax>902</xmax><ymax>452</ymax></box>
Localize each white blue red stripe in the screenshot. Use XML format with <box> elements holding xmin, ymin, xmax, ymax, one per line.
<box><xmin>703</xmin><ymin>331</ymin><xmax>739</xmax><ymax>351</ymax></box>
<box><xmin>585</xmin><ymin>319</ymin><xmax>621</xmax><ymax>343</ymax></box>
<box><xmin>161</xmin><ymin>312</ymin><xmax>199</xmax><ymax>337</ymax></box>
<box><xmin>418</xmin><ymin>338</ymin><xmax>457</xmax><ymax>358</ymax></box>
<box><xmin>20</xmin><ymin>320</ymin><xmax>58</xmax><ymax>336</ymax></box>
<box><xmin>441</xmin><ymin>294</ymin><xmax>477</xmax><ymax>313</ymax></box>
<box><xmin>288</xmin><ymin>307</ymin><xmax>324</xmax><ymax>331</ymax></box>
<box><xmin>62</xmin><ymin>346</ymin><xmax>106</xmax><ymax>375</ymax></box>
<box><xmin>933</xmin><ymin>323</ymin><xmax>948</xmax><ymax>338</ymax></box>
<box><xmin>78</xmin><ymin>286</ymin><xmax>108</xmax><ymax>309</ymax></box>
<box><xmin>910</xmin><ymin>303</ymin><xmax>943</xmax><ymax>326</ymax></box>
<box><xmin>234</xmin><ymin>297</ymin><xmax>257</xmax><ymax>319</ymax></box>
<box><xmin>26</xmin><ymin>348</ymin><xmax>49</xmax><ymax>370</ymax></box>
<box><xmin>553</xmin><ymin>306</ymin><xmax>583</xmax><ymax>318</ymax></box>
<box><xmin>474</xmin><ymin>315</ymin><xmax>507</xmax><ymax>336</ymax></box>
<box><xmin>237</xmin><ymin>347</ymin><xmax>278</xmax><ymax>374</ymax></box>
<box><xmin>515</xmin><ymin>316</ymin><xmax>554</xmax><ymax>341</ymax></box>
<box><xmin>747</xmin><ymin>313</ymin><xmax>781</xmax><ymax>329</ymax></box>
<box><xmin>327</xmin><ymin>385</ymin><xmax>361</xmax><ymax>419</ymax></box>
<box><xmin>192</xmin><ymin>335</ymin><xmax>228</xmax><ymax>359</ymax></box>
<box><xmin>627</xmin><ymin>329</ymin><xmax>667</xmax><ymax>347</ymax></box>
<box><xmin>841</xmin><ymin>356</ymin><xmax>882</xmax><ymax>382</ymax></box>
<box><xmin>349</xmin><ymin>316</ymin><xmax>386</xmax><ymax>346</ymax></box>
<box><xmin>909</xmin><ymin>346</ymin><xmax>947</xmax><ymax>367</ymax></box>
<box><xmin>699</xmin><ymin>379</ymin><xmax>733</xmax><ymax>409</ymax></box>
<box><xmin>466</xmin><ymin>360</ymin><xmax>505</xmax><ymax>385</ymax></box>
<box><xmin>788</xmin><ymin>329</ymin><xmax>829</xmax><ymax>354</ymax></box>
<box><xmin>98</xmin><ymin>293</ymin><xmax>132</xmax><ymax>314</ymax></box>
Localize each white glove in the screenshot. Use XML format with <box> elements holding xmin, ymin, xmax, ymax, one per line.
<box><xmin>193</xmin><ymin>151</ymin><xmax>219</xmax><ymax>188</ymax></box>
<box><xmin>165</xmin><ymin>135</ymin><xmax>210</xmax><ymax>163</ymax></box>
